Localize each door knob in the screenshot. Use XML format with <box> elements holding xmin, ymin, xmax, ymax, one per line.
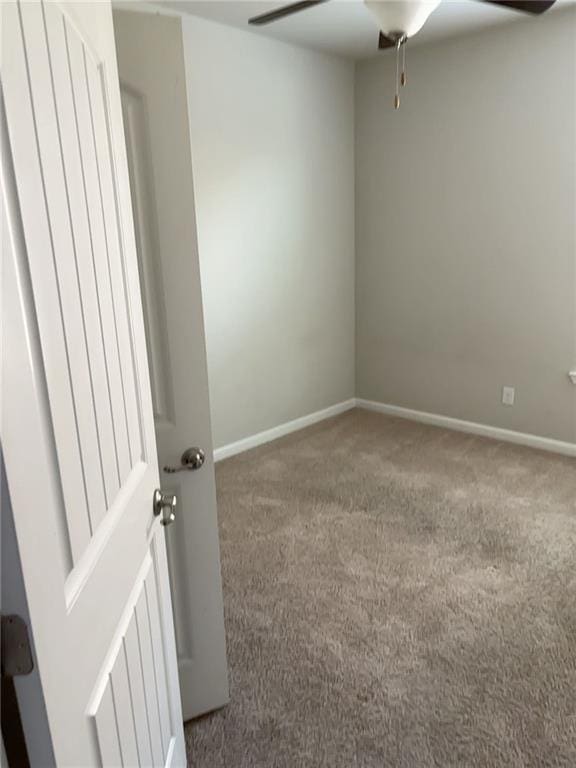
<box><xmin>163</xmin><ymin>447</ymin><xmax>205</xmax><ymax>474</ymax></box>
<box><xmin>153</xmin><ymin>489</ymin><xmax>177</xmax><ymax>526</ymax></box>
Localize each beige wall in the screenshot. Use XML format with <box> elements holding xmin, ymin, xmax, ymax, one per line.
<box><xmin>355</xmin><ymin>8</ymin><xmax>576</xmax><ymax>443</ymax></box>
<box><xmin>183</xmin><ymin>17</ymin><xmax>355</xmax><ymax>450</ymax></box>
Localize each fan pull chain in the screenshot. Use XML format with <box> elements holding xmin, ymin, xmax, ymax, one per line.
<box><xmin>401</xmin><ymin>39</ymin><xmax>407</xmax><ymax>87</ymax></box>
<box><xmin>394</xmin><ymin>39</ymin><xmax>401</xmax><ymax>109</ymax></box>
<box><xmin>394</xmin><ymin>35</ymin><xmax>407</xmax><ymax>110</ymax></box>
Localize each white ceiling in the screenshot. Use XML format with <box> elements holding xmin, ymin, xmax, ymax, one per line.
<box><xmin>163</xmin><ymin>0</ymin><xmax>574</xmax><ymax>59</ymax></box>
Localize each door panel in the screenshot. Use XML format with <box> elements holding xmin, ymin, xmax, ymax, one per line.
<box><xmin>1</xmin><ymin>1</ymin><xmax>185</xmax><ymax>765</ymax></box>
<box><xmin>120</xmin><ymin>83</ymin><xmax>175</xmax><ymax>429</ymax></box>
<box><xmin>89</xmin><ymin>550</ymin><xmax>177</xmax><ymax>767</ymax></box>
<box><xmin>44</xmin><ymin>0</ymin><xmax>131</xmax><ymax>503</ymax></box>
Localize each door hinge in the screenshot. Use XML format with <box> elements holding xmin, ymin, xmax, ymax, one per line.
<box><xmin>1</xmin><ymin>615</ymin><xmax>34</xmax><ymax>678</ymax></box>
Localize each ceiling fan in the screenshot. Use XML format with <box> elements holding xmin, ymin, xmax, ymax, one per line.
<box><xmin>248</xmin><ymin>0</ymin><xmax>557</xmax><ymax>107</ymax></box>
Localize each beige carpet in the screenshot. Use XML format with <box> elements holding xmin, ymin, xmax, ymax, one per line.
<box><xmin>185</xmin><ymin>409</ymin><xmax>576</xmax><ymax>767</ymax></box>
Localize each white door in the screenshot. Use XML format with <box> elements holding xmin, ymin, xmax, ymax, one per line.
<box><xmin>113</xmin><ymin>9</ymin><xmax>229</xmax><ymax>721</ymax></box>
<box><xmin>1</xmin><ymin>1</ymin><xmax>186</xmax><ymax>765</ymax></box>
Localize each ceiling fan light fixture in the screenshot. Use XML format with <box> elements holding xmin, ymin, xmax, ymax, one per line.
<box><xmin>364</xmin><ymin>0</ymin><xmax>442</xmax><ymax>39</ymax></box>
<box><xmin>246</xmin><ymin>0</ymin><xmax>558</xmax><ymax>110</ymax></box>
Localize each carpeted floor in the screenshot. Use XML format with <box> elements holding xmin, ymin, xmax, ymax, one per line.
<box><xmin>185</xmin><ymin>408</ymin><xmax>576</xmax><ymax>767</ymax></box>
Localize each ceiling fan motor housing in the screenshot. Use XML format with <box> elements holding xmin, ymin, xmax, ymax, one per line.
<box><xmin>364</xmin><ymin>0</ymin><xmax>442</xmax><ymax>39</ymax></box>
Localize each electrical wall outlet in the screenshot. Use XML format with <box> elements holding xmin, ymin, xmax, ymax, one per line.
<box><xmin>502</xmin><ymin>386</ymin><xmax>515</xmax><ymax>406</ymax></box>
<box><xmin>569</xmin><ymin>371</ymin><xmax>576</xmax><ymax>385</ymax></box>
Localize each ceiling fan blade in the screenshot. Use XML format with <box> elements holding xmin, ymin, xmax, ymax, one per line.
<box><xmin>378</xmin><ymin>32</ymin><xmax>396</xmax><ymax>50</ymax></box>
<box><xmin>476</xmin><ymin>0</ymin><xmax>557</xmax><ymax>14</ymax></box>
<box><xmin>249</xmin><ymin>0</ymin><xmax>330</xmax><ymax>26</ymax></box>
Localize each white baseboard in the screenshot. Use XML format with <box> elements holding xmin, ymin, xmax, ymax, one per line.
<box><xmin>356</xmin><ymin>399</ymin><xmax>576</xmax><ymax>458</ymax></box>
<box><xmin>213</xmin><ymin>399</ymin><xmax>356</xmax><ymax>462</ymax></box>
<box><xmin>214</xmin><ymin>397</ymin><xmax>575</xmax><ymax>462</ymax></box>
